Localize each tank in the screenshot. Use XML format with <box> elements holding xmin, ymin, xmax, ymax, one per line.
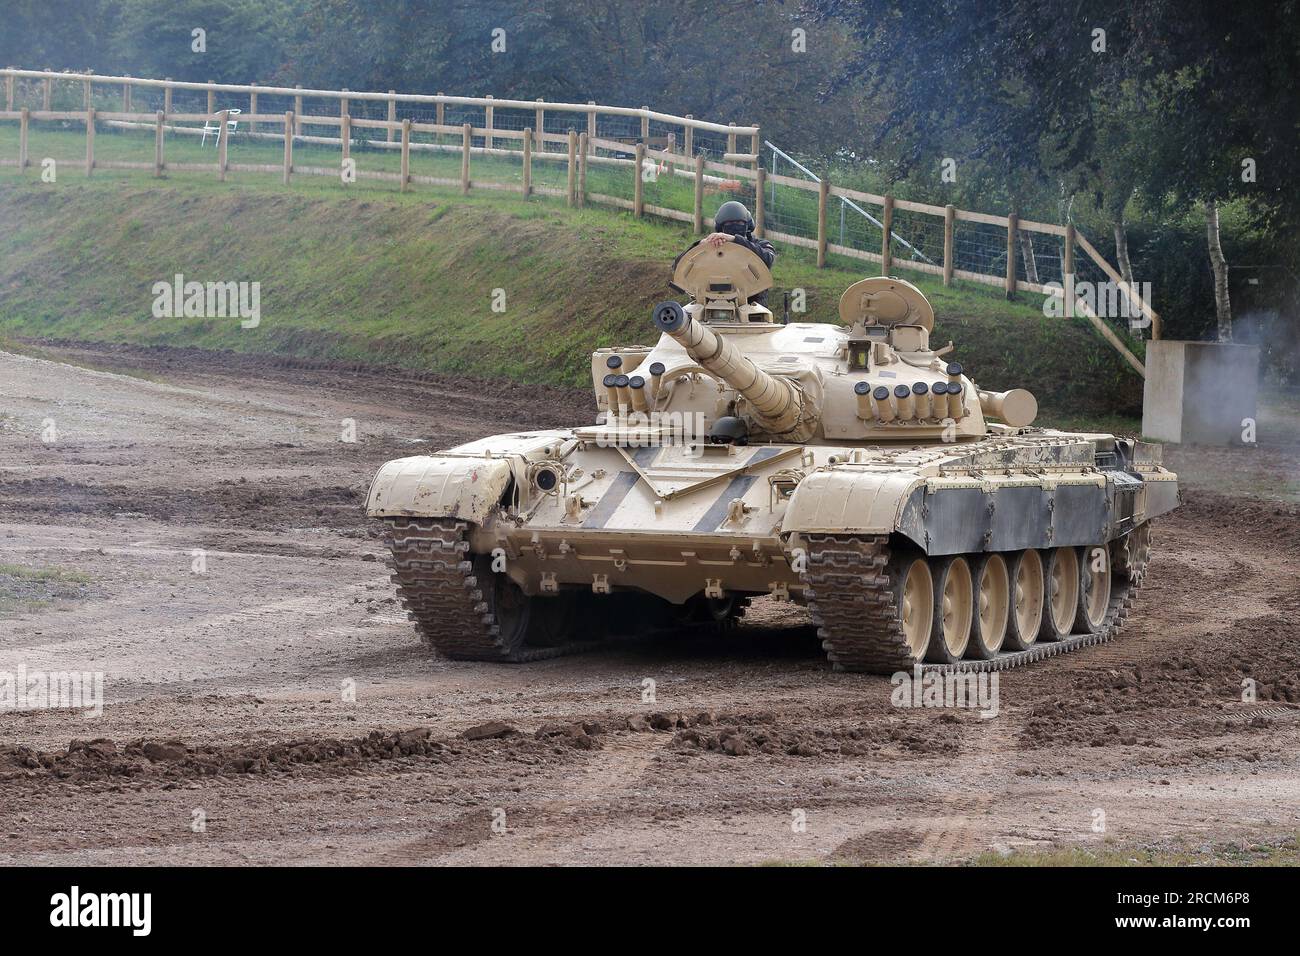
<box><xmin>365</xmin><ymin>241</ymin><xmax>1178</xmax><ymax>672</ymax></box>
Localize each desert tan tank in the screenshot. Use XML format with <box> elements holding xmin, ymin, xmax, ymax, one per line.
<box><xmin>365</xmin><ymin>242</ymin><xmax>1177</xmax><ymax>672</ymax></box>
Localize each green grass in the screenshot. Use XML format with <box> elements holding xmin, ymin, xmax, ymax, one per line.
<box><xmin>0</xmin><ymin>120</ymin><xmax>700</xmax><ymax>214</ymax></box>
<box><xmin>0</xmin><ymin>564</ymin><xmax>92</xmax><ymax>583</ymax></box>
<box><xmin>767</xmin><ymin>832</ymin><xmax>1300</xmax><ymax>867</ymax></box>
<box><xmin>968</xmin><ymin>833</ymin><xmax>1300</xmax><ymax>867</ymax></box>
<box><xmin>0</xmin><ymin>563</ymin><xmax>93</xmax><ymax>618</ymax></box>
<box><xmin>0</xmin><ymin>141</ymin><xmax>1145</xmax><ymax>416</ymax></box>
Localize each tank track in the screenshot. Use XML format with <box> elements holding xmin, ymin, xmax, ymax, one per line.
<box><xmin>801</xmin><ymin>532</ymin><xmax>1150</xmax><ymax>674</ymax></box>
<box><xmin>384</xmin><ymin>518</ymin><xmax>1150</xmax><ymax>673</ymax></box>
<box><xmin>381</xmin><ymin>516</ymin><xmax>599</xmax><ymax>662</ymax></box>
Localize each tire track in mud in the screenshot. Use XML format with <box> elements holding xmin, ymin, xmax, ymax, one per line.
<box><xmin>437</xmin><ymin>732</ymin><xmax>671</xmax><ymax>864</ymax></box>
<box><xmin>910</xmin><ymin>715</ymin><xmax>1023</xmax><ymax>863</ymax></box>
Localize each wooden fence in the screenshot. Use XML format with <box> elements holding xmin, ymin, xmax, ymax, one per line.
<box><xmin>0</xmin><ymin>68</ymin><xmax>1156</xmax><ymax>375</ymax></box>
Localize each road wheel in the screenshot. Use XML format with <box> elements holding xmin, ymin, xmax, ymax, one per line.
<box><xmin>475</xmin><ymin>555</ymin><xmax>533</xmax><ymax>654</ymax></box>
<box><xmin>704</xmin><ymin>593</ymin><xmax>751</xmax><ymax>627</ymax></box>
<box><xmin>967</xmin><ymin>553</ymin><xmax>1010</xmax><ymax>659</ymax></box>
<box><xmin>1074</xmin><ymin>544</ymin><xmax>1112</xmax><ymax>633</ymax></box>
<box><xmin>896</xmin><ymin>555</ymin><xmax>936</xmax><ymax>662</ymax></box>
<box><xmin>1005</xmin><ymin>549</ymin><xmax>1044</xmax><ymax>650</ymax></box>
<box><xmin>926</xmin><ymin>555</ymin><xmax>973</xmax><ymax>664</ymax></box>
<box><xmin>525</xmin><ymin>590</ymin><xmax>578</xmax><ymax>647</ymax></box>
<box><xmin>1115</xmin><ymin>522</ymin><xmax>1152</xmax><ymax>585</ymax></box>
<box><xmin>1041</xmin><ymin>546</ymin><xmax>1080</xmax><ymax>641</ymax></box>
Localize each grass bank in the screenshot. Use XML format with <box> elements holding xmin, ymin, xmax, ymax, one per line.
<box><xmin>0</xmin><ymin>170</ymin><xmax>1144</xmax><ymax>420</ymax></box>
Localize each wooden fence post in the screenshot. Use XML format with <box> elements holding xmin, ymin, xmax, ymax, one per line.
<box><xmin>535</xmin><ymin>98</ymin><xmax>544</xmax><ymax>151</ymax></box>
<box><xmin>207</xmin><ymin>80</ymin><xmax>215</xmax><ymax>114</ymax></box>
<box><xmin>154</xmin><ymin>111</ymin><xmax>164</xmax><ymax>177</ymax></box>
<box><xmin>4</xmin><ymin>70</ymin><xmax>13</xmax><ymax>111</ymax></box>
<box><xmin>249</xmin><ymin>86</ymin><xmax>257</xmax><ymax>133</ymax></box>
<box><xmin>339</xmin><ymin>89</ymin><xmax>348</xmax><ymax>151</ymax></box>
<box><xmin>461</xmin><ymin>122</ymin><xmax>471</xmax><ymax>194</ymax></box>
<box><xmin>83</xmin><ymin>71</ymin><xmax>92</xmax><ymax>110</ymax></box>
<box><xmin>752</xmin><ymin>128</ymin><xmax>762</xmax><ymax>173</ymax></box>
<box><xmin>727</xmin><ymin>122</ymin><xmax>737</xmax><ymax>156</ymax></box>
<box><xmin>522</xmin><ymin>128</ymin><xmax>532</xmax><ymax>197</ymax></box>
<box><xmin>943</xmin><ymin>205</ymin><xmax>956</xmax><ymax>286</ymax></box>
<box><xmin>401</xmin><ymin>119</ymin><xmax>412</xmax><ymax>192</ymax></box>
<box><xmin>340</xmin><ymin>112</ymin><xmax>351</xmax><ymax>171</ymax></box>
<box><xmin>817</xmin><ymin>178</ymin><xmax>830</xmax><ymax>268</ymax></box>
<box><xmin>881</xmin><ymin>194</ymin><xmax>894</xmax><ymax>275</ymax></box>
<box><xmin>640</xmin><ymin>106</ymin><xmax>649</xmax><ymax>142</ymax></box>
<box><xmin>633</xmin><ymin>142</ymin><xmax>645</xmax><ymax>217</ymax></box>
<box><xmin>18</xmin><ymin>108</ymin><xmax>28</xmax><ymax>172</ymax></box>
<box><xmin>1063</xmin><ymin>222</ymin><xmax>1075</xmax><ymax>316</ymax></box>
<box><xmin>42</xmin><ymin>74</ymin><xmax>51</xmax><ymax>111</ymax></box>
<box><xmin>283</xmin><ymin>111</ymin><xmax>294</xmax><ymax>184</ymax></box>
<box><xmin>754</xmin><ymin>166</ymin><xmax>766</xmax><ymax>238</ymax></box>
<box><xmin>484</xmin><ymin>95</ymin><xmax>493</xmax><ymax>151</ymax></box>
<box><xmin>577</xmin><ymin>132</ymin><xmax>588</xmax><ymax>207</ymax></box>
<box><xmin>435</xmin><ymin>93</ymin><xmax>445</xmax><ymax>129</ymax></box>
<box><xmin>122</xmin><ymin>75</ymin><xmax>131</xmax><ymax>112</ymax></box>
<box><xmin>683</xmin><ymin>115</ymin><xmax>693</xmax><ymax>156</ymax></box>
<box><xmin>387</xmin><ymin>91</ymin><xmax>396</xmax><ymax>143</ymax></box>
<box><xmin>566</xmin><ymin>130</ymin><xmax>577</xmax><ymax>206</ymax></box>
<box><xmin>587</xmin><ymin>101</ymin><xmax>596</xmax><ymax>140</ymax></box>
<box><xmin>85</xmin><ymin>108</ymin><xmax>95</xmax><ymax>176</ymax></box>
<box><xmin>294</xmin><ymin>85</ymin><xmax>303</xmax><ymax>135</ymax></box>
<box><xmin>217</xmin><ymin>109</ymin><xmax>229</xmax><ymax>182</ymax></box>
<box><xmin>693</xmin><ymin>154</ymin><xmax>704</xmax><ymax>233</ymax></box>
<box><xmin>163</xmin><ymin>78</ymin><xmax>172</xmax><ymax>115</ymax></box>
<box><xmin>1005</xmin><ymin>213</ymin><xmax>1018</xmax><ymax>298</ymax></box>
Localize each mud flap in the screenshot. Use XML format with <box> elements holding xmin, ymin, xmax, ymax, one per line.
<box><xmin>365</xmin><ymin>455</ymin><xmax>513</xmax><ymax>521</ymax></box>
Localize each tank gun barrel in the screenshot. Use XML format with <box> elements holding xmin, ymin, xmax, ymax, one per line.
<box><xmin>653</xmin><ymin>301</ymin><xmax>807</xmax><ymax>435</ymax></box>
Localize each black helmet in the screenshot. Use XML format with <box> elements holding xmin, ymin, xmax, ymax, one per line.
<box><xmin>707</xmin><ymin>415</ymin><xmax>750</xmax><ymax>446</ymax></box>
<box><xmin>715</xmin><ymin>200</ymin><xmax>753</xmax><ymax>236</ymax></box>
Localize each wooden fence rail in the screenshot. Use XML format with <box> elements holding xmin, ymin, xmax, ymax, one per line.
<box><xmin>0</xmin><ymin>67</ymin><xmax>1156</xmax><ymax>374</ymax></box>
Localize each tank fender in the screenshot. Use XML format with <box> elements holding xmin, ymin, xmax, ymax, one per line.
<box><xmin>781</xmin><ymin>469</ymin><xmax>926</xmax><ymax>544</ymax></box>
<box><xmin>365</xmin><ymin>455</ymin><xmax>513</xmax><ymax>521</ymax></box>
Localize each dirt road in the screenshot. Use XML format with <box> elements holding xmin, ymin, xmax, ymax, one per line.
<box><xmin>2</xmin><ymin>343</ymin><xmax>1298</xmax><ymax>865</ymax></box>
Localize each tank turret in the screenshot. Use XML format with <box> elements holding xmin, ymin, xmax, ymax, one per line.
<box><xmin>630</xmin><ymin>246</ymin><xmax>1039</xmax><ymax>443</ymax></box>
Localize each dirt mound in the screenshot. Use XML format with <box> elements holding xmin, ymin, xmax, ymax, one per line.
<box><xmin>1172</xmin><ymin>489</ymin><xmax>1300</xmax><ymax>553</ymax></box>
<box><xmin>22</xmin><ymin>340</ymin><xmax>595</xmax><ymax>429</ymax></box>
<box><xmin>0</xmin><ymin>474</ymin><xmax>372</xmax><ymax>531</ymax></box>
<box><xmin>0</xmin><ymin>721</ymin><xmax>612</xmax><ymax>785</ymax></box>
<box><xmin>621</xmin><ymin>709</ymin><xmax>962</xmax><ymax>758</ymax></box>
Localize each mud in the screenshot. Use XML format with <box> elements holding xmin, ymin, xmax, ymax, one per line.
<box><xmin>1</xmin><ymin>341</ymin><xmax>1298</xmax><ymax>865</ymax></box>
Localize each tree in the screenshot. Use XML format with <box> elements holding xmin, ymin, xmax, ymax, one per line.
<box><xmin>0</xmin><ymin>0</ymin><xmax>115</xmax><ymax>71</ymax></box>
<box><xmin>283</xmin><ymin>0</ymin><xmax>863</xmax><ymax>153</ymax></box>
<box><xmin>812</xmin><ymin>0</ymin><xmax>1300</xmax><ymax>342</ymax></box>
<box><xmin>108</xmin><ymin>0</ymin><xmax>298</xmax><ymax>83</ymax></box>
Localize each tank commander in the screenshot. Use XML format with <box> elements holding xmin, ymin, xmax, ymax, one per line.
<box><xmin>673</xmin><ymin>200</ymin><xmax>776</xmax><ymax>303</ymax></box>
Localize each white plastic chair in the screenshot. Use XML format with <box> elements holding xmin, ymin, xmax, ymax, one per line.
<box><xmin>201</xmin><ymin>108</ymin><xmax>242</xmax><ymax>147</ymax></box>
